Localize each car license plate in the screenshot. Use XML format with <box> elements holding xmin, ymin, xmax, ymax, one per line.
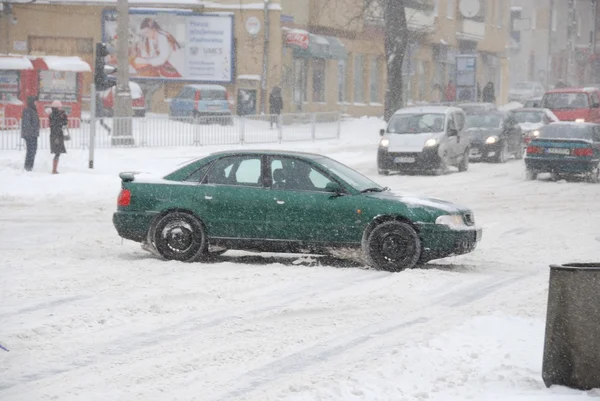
<box><xmin>394</xmin><ymin>156</ymin><xmax>415</xmax><ymax>163</ymax></box>
<box><xmin>546</xmin><ymin>148</ymin><xmax>570</xmax><ymax>155</ymax></box>
<box><xmin>470</xmin><ymin>148</ymin><xmax>481</xmax><ymax>157</ymax></box>
<box><xmin>208</xmin><ymin>105</ymin><xmax>221</xmax><ymax>110</ymax></box>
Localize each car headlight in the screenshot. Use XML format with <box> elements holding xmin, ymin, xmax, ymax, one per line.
<box><xmin>485</xmin><ymin>136</ymin><xmax>498</xmax><ymax>144</ymax></box>
<box><xmin>575</xmin><ymin>118</ymin><xmax>585</xmax><ymax>123</ymax></box>
<box><xmin>424</xmin><ymin>138</ymin><xmax>439</xmax><ymax>147</ymax></box>
<box><xmin>533</xmin><ymin>130</ymin><xmax>540</xmax><ymax>137</ymax></box>
<box><xmin>435</xmin><ymin>215</ymin><xmax>466</xmax><ymax>228</ymax></box>
<box><xmin>380</xmin><ymin>138</ymin><xmax>390</xmax><ymax>147</ymax></box>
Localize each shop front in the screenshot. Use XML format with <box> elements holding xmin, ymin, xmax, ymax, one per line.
<box><xmin>0</xmin><ymin>55</ymin><xmax>35</xmax><ymax>129</ymax></box>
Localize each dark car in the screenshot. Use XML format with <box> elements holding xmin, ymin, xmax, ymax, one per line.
<box><xmin>525</xmin><ymin>122</ymin><xmax>600</xmax><ymax>182</ymax></box>
<box><xmin>466</xmin><ymin>111</ymin><xmax>524</xmax><ymax>162</ymax></box>
<box><xmin>113</xmin><ymin>150</ymin><xmax>482</xmax><ymax>272</ymax></box>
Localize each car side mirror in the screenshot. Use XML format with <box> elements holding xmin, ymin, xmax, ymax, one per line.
<box><xmin>325</xmin><ymin>182</ymin><xmax>344</xmax><ymax>195</ymax></box>
<box><xmin>379</xmin><ymin>128</ymin><xmax>385</xmax><ymax>136</ymax></box>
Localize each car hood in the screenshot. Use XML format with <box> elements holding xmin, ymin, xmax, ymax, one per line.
<box><xmin>467</xmin><ymin>127</ymin><xmax>501</xmax><ymax>142</ymax></box>
<box><xmin>365</xmin><ymin>190</ymin><xmax>470</xmax><ymax>214</ymax></box>
<box><xmin>518</xmin><ymin>122</ymin><xmax>543</xmax><ymax>132</ymax></box>
<box><xmin>386</xmin><ymin>132</ymin><xmax>440</xmax><ymax>153</ymax></box>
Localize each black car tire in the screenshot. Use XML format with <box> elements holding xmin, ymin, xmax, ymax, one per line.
<box><xmin>515</xmin><ymin>144</ymin><xmax>524</xmax><ymax>160</ymax></box>
<box><xmin>378</xmin><ymin>169</ymin><xmax>390</xmax><ymax>176</ymax></box>
<box><xmin>525</xmin><ymin>169</ymin><xmax>538</xmax><ymax>181</ymax></box>
<box><xmin>458</xmin><ymin>149</ymin><xmax>469</xmax><ymax>172</ymax></box>
<box><xmin>153</xmin><ymin>212</ymin><xmax>208</xmax><ymax>262</ymax></box>
<box><xmin>363</xmin><ymin>221</ymin><xmax>422</xmax><ymax>272</ymax></box>
<box><xmin>496</xmin><ymin>141</ymin><xmax>509</xmax><ymax>163</ymax></box>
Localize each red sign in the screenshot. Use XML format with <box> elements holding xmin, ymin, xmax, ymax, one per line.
<box><xmin>286</xmin><ymin>31</ymin><xmax>309</xmax><ymax>49</ymax></box>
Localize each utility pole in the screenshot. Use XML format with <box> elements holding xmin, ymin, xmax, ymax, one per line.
<box><xmin>112</xmin><ymin>0</ymin><xmax>134</xmax><ymax>145</ymax></box>
<box><xmin>260</xmin><ymin>0</ymin><xmax>271</xmax><ymax>114</ymax></box>
<box><xmin>547</xmin><ymin>0</ymin><xmax>555</xmax><ymax>87</ymax></box>
<box><xmin>567</xmin><ymin>0</ymin><xmax>576</xmax><ymax>85</ymax></box>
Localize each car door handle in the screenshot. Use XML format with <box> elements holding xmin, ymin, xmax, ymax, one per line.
<box><xmin>205</xmin><ymin>195</ymin><xmax>213</xmax><ymax>200</ymax></box>
<box><xmin>275</xmin><ymin>200</ymin><xmax>285</xmax><ymax>205</ymax></box>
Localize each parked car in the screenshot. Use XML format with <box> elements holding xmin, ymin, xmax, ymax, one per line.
<box><xmin>523</xmin><ymin>96</ymin><xmax>542</xmax><ymax>108</ymax></box>
<box><xmin>466</xmin><ymin>111</ymin><xmax>524</xmax><ymax>162</ymax></box>
<box><xmin>508</xmin><ymin>81</ymin><xmax>546</xmax><ymax>103</ymax></box>
<box><xmin>510</xmin><ymin>107</ymin><xmax>559</xmax><ymax>144</ymax></box>
<box><xmin>540</xmin><ymin>87</ymin><xmax>600</xmax><ymax>123</ymax></box>
<box><xmin>457</xmin><ymin>102</ymin><xmax>497</xmax><ymax>114</ymax></box>
<box><xmin>113</xmin><ymin>150</ymin><xmax>482</xmax><ymax>271</ymax></box>
<box><xmin>525</xmin><ymin>122</ymin><xmax>600</xmax><ymax>182</ymax></box>
<box><xmin>169</xmin><ymin>84</ymin><xmax>233</xmax><ymax>124</ymax></box>
<box><xmin>102</xmin><ymin>81</ymin><xmax>146</xmax><ymax>117</ymax></box>
<box><xmin>377</xmin><ymin>106</ymin><xmax>470</xmax><ymax>175</ymax></box>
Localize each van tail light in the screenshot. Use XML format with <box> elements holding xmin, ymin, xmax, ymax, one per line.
<box><xmin>527</xmin><ymin>146</ymin><xmax>542</xmax><ymax>154</ymax></box>
<box><xmin>117</xmin><ymin>189</ymin><xmax>131</xmax><ymax>207</ymax></box>
<box><xmin>573</xmin><ymin>147</ymin><xmax>594</xmax><ymax>157</ymax></box>
<box><xmin>225</xmin><ymin>91</ymin><xmax>229</xmax><ymax>100</ymax></box>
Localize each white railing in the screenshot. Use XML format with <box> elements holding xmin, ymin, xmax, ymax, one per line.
<box><xmin>0</xmin><ymin>112</ymin><xmax>341</xmax><ymax>150</ymax></box>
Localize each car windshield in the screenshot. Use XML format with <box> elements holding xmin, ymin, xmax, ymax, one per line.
<box><xmin>512</xmin><ymin>111</ymin><xmax>544</xmax><ymax>124</ymax></box>
<box><xmin>200</xmin><ymin>89</ymin><xmax>227</xmax><ymax>100</ymax></box>
<box><xmin>542</xmin><ymin>93</ymin><xmax>589</xmax><ymax>109</ymax></box>
<box><xmin>466</xmin><ymin>114</ymin><xmax>502</xmax><ymax>129</ymax></box>
<box><xmin>514</xmin><ymin>82</ymin><xmax>534</xmax><ymax>90</ymax></box>
<box><xmin>315</xmin><ymin>156</ymin><xmax>383</xmax><ymax>192</ymax></box>
<box><xmin>387</xmin><ymin>113</ymin><xmax>445</xmax><ymax>134</ymax></box>
<box><xmin>539</xmin><ymin>125</ymin><xmax>593</xmax><ymax>140</ymax></box>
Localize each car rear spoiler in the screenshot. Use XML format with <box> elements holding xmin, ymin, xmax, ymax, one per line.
<box><xmin>119</xmin><ymin>171</ymin><xmax>142</xmax><ymax>183</ymax></box>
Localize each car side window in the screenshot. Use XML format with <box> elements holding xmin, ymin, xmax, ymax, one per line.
<box><xmin>185</xmin><ymin>163</ymin><xmax>211</xmax><ymax>183</ymax></box>
<box><xmin>270</xmin><ymin>158</ymin><xmax>333</xmax><ymax>192</ymax></box>
<box><xmin>591</xmin><ymin>92</ymin><xmax>600</xmax><ymax>107</ymax></box>
<box><xmin>204</xmin><ymin>156</ymin><xmax>263</xmax><ymax>187</ymax></box>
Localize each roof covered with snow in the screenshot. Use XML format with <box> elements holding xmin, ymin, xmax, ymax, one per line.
<box><xmin>30</xmin><ymin>0</ymin><xmax>282</xmax><ymax>9</ymax></box>
<box><xmin>0</xmin><ymin>56</ymin><xmax>33</xmax><ymax>71</ymax></box>
<box><xmin>33</xmin><ymin>56</ymin><xmax>91</xmax><ymax>72</ymax></box>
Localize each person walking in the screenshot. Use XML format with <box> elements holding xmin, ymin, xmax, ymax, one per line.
<box><xmin>482</xmin><ymin>81</ymin><xmax>496</xmax><ymax>104</ymax></box>
<box><xmin>21</xmin><ymin>96</ymin><xmax>40</xmax><ymax>171</ymax></box>
<box><xmin>269</xmin><ymin>86</ymin><xmax>283</xmax><ymax>129</ymax></box>
<box><xmin>49</xmin><ymin>100</ymin><xmax>68</xmax><ymax>174</ymax></box>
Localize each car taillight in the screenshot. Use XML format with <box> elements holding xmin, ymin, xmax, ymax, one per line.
<box><xmin>225</xmin><ymin>91</ymin><xmax>229</xmax><ymax>100</ymax></box>
<box><xmin>117</xmin><ymin>189</ymin><xmax>131</xmax><ymax>207</ymax></box>
<box><xmin>527</xmin><ymin>146</ymin><xmax>542</xmax><ymax>154</ymax></box>
<box><xmin>572</xmin><ymin>147</ymin><xmax>594</xmax><ymax>157</ymax></box>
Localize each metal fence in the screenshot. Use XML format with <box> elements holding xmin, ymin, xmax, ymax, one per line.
<box><xmin>0</xmin><ymin>112</ymin><xmax>341</xmax><ymax>151</ymax></box>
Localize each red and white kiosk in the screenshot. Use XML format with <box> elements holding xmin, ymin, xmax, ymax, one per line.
<box><xmin>30</xmin><ymin>56</ymin><xmax>91</xmax><ymax>128</ymax></box>
<box><xmin>0</xmin><ymin>55</ymin><xmax>34</xmax><ymax>129</ymax></box>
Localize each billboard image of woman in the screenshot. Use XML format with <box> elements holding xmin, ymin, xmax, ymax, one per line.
<box><xmin>132</xmin><ymin>18</ymin><xmax>183</xmax><ymax>78</ymax></box>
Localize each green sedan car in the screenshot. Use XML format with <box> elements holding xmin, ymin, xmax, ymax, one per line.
<box><xmin>113</xmin><ymin>150</ymin><xmax>482</xmax><ymax>272</ymax></box>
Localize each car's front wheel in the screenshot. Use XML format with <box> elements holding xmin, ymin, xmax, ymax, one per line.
<box><xmin>153</xmin><ymin>212</ymin><xmax>208</xmax><ymax>262</ymax></box>
<box><xmin>363</xmin><ymin>221</ymin><xmax>422</xmax><ymax>272</ymax></box>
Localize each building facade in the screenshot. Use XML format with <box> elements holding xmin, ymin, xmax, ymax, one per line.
<box><xmin>0</xmin><ymin>0</ymin><xmax>512</xmax><ymax>116</ymax></box>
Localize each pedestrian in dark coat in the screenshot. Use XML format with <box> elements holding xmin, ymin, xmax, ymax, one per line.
<box><xmin>21</xmin><ymin>96</ymin><xmax>40</xmax><ymax>171</ymax></box>
<box><xmin>269</xmin><ymin>86</ymin><xmax>283</xmax><ymax>129</ymax></box>
<box><xmin>482</xmin><ymin>81</ymin><xmax>496</xmax><ymax>104</ymax></box>
<box><xmin>49</xmin><ymin>100</ymin><xmax>68</xmax><ymax>174</ymax></box>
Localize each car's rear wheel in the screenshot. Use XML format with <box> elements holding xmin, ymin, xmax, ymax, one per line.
<box><xmin>378</xmin><ymin>169</ymin><xmax>390</xmax><ymax>176</ymax></box>
<box><xmin>153</xmin><ymin>212</ymin><xmax>208</xmax><ymax>262</ymax></box>
<box><xmin>458</xmin><ymin>149</ymin><xmax>469</xmax><ymax>172</ymax></box>
<box><xmin>363</xmin><ymin>221</ymin><xmax>422</xmax><ymax>272</ymax></box>
<box><xmin>525</xmin><ymin>169</ymin><xmax>538</xmax><ymax>181</ymax></box>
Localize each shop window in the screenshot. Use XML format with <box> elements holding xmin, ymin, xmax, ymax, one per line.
<box><xmin>354</xmin><ymin>54</ymin><xmax>365</xmax><ymax>103</ymax></box>
<box><xmin>370</xmin><ymin>56</ymin><xmax>382</xmax><ymax>104</ymax></box>
<box><xmin>293</xmin><ymin>58</ymin><xmax>308</xmax><ymax>105</ymax></box>
<box><xmin>312</xmin><ymin>58</ymin><xmax>326</xmax><ymax>103</ymax></box>
<box><xmin>338</xmin><ymin>59</ymin><xmax>347</xmax><ymax>103</ymax></box>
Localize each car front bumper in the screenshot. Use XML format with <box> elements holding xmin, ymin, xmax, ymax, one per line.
<box><xmin>418</xmin><ymin>223</ymin><xmax>482</xmax><ymax>262</ymax></box>
<box><xmin>378</xmin><ymin>146</ymin><xmax>443</xmax><ymax>171</ymax></box>
<box><xmin>113</xmin><ymin>211</ymin><xmax>159</xmax><ymax>243</ymax></box>
<box><xmin>469</xmin><ymin>141</ymin><xmax>502</xmax><ymax>160</ymax></box>
<box><xmin>525</xmin><ymin>157</ymin><xmax>599</xmax><ymax>174</ymax></box>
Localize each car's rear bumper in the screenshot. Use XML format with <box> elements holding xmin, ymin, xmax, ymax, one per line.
<box><xmin>525</xmin><ymin>157</ymin><xmax>599</xmax><ymax>174</ymax></box>
<box><xmin>113</xmin><ymin>211</ymin><xmax>158</xmax><ymax>243</ymax></box>
<box><xmin>419</xmin><ymin>224</ymin><xmax>482</xmax><ymax>262</ymax></box>
<box><xmin>378</xmin><ymin>147</ymin><xmax>443</xmax><ymax>171</ymax></box>
<box><xmin>196</xmin><ymin>111</ymin><xmax>232</xmax><ymax>116</ymax></box>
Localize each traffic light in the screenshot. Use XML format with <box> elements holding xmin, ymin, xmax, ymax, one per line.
<box><xmin>94</xmin><ymin>43</ymin><xmax>116</xmax><ymax>91</ymax></box>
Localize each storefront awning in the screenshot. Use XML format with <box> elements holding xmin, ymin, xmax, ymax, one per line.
<box><xmin>285</xmin><ymin>30</ymin><xmax>347</xmax><ymax>60</ymax></box>
<box><xmin>31</xmin><ymin>56</ymin><xmax>91</xmax><ymax>72</ymax></box>
<box><xmin>0</xmin><ymin>56</ymin><xmax>33</xmax><ymax>71</ymax></box>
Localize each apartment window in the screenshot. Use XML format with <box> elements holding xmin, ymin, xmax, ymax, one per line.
<box><xmin>337</xmin><ymin>59</ymin><xmax>346</xmax><ymax>102</ymax></box>
<box><xmin>354</xmin><ymin>54</ymin><xmax>365</xmax><ymax>103</ymax></box>
<box><xmin>447</xmin><ymin>0</ymin><xmax>455</xmax><ymax>19</ymax></box>
<box><xmin>370</xmin><ymin>57</ymin><xmax>382</xmax><ymax>103</ymax></box>
<box><xmin>312</xmin><ymin>58</ymin><xmax>326</xmax><ymax>103</ymax></box>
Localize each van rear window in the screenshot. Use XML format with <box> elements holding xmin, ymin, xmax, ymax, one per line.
<box><xmin>542</xmin><ymin>93</ymin><xmax>589</xmax><ymax>109</ymax></box>
<box><xmin>199</xmin><ymin>90</ymin><xmax>226</xmax><ymax>100</ymax></box>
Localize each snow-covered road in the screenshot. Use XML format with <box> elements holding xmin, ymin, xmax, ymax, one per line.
<box><xmin>0</xmin><ymin>118</ymin><xmax>597</xmax><ymax>400</ymax></box>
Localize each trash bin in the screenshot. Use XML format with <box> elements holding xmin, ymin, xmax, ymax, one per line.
<box><xmin>542</xmin><ymin>263</ymin><xmax>600</xmax><ymax>390</ymax></box>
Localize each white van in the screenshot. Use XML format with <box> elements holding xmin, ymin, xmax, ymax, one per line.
<box><xmin>377</xmin><ymin>106</ymin><xmax>470</xmax><ymax>175</ymax></box>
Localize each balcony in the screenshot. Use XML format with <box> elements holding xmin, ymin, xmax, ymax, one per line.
<box><xmin>456</xmin><ymin>20</ymin><xmax>485</xmax><ymax>41</ymax></box>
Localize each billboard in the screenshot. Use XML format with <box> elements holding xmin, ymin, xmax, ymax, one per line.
<box><xmin>102</xmin><ymin>9</ymin><xmax>234</xmax><ymax>83</ymax></box>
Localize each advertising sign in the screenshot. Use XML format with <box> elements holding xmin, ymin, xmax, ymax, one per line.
<box><xmin>0</xmin><ymin>71</ymin><xmax>19</xmax><ymax>96</ymax></box>
<box><xmin>38</xmin><ymin>71</ymin><xmax>78</xmax><ymax>102</ymax></box>
<box><xmin>285</xmin><ymin>31</ymin><xmax>309</xmax><ymax>49</ymax></box>
<box><xmin>102</xmin><ymin>10</ymin><xmax>234</xmax><ymax>83</ymax></box>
